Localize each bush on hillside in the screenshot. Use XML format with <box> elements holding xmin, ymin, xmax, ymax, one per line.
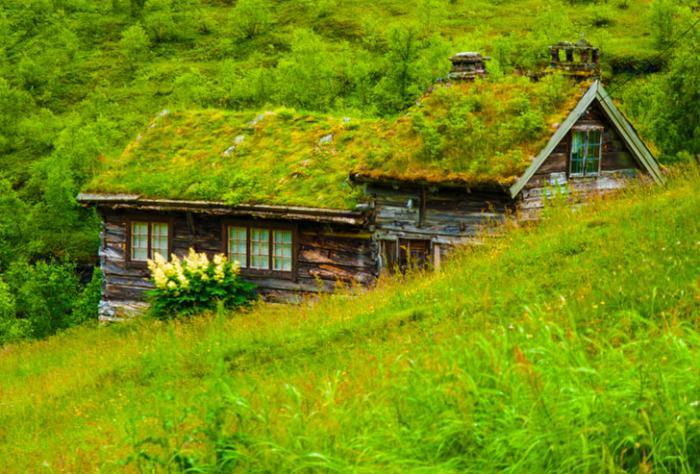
<box><xmin>147</xmin><ymin>249</ymin><xmax>256</xmax><ymax>319</ymax></box>
<box><xmin>4</xmin><ymin>259</ymin><xmax>99</xmax><ymax>339</ymax></box>
<box><xmin>0</xmin><ymin>277</ymin><xmax>30</xmax><ymax>345</ymax></box>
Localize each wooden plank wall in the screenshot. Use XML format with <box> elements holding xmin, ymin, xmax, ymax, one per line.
<box><xmin>369</xmin><ymin>184</ymin><xmax>510</xmax><ymax>242</ymax></box>
<box><xmin>519</xmin><ymin>102</ymin><xmax>643</xmax><ymax>216</ymax></box>
<box><xmin>98</xmin><ymin>209</ymin><xmax>378</xmax><ymax>317</ymax></box>
<box><xmin>366</xmin><ymin>183</ymin><xmax>511</xmax><ymax>267</ymax></box>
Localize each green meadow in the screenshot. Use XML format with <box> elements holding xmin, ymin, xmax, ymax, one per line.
<box><xmin>1</xmin><ymin>167</ymin><xmax>698</xmax><ymax>472</ymax></box>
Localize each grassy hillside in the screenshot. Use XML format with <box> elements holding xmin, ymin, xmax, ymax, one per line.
<box><xmin>1</xmin><ymin>167</ymin><xmax>698</xmax><ymax>472</ymax></box>
<box><xmin>1</xmin><ymin>0</ymin><xmax>698</xmax><ymax>345</ymax></box>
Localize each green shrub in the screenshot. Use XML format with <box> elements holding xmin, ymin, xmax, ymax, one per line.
<box><xmin>0</xmin><ymin>277</ymin><xmax>30</xmax><ymax>345</ymax></box>
<box><xmin>228</xmin><ymin>0</ymin><xmax>274</xmax><ymax>41</ymax></box>
<box><xmin>649</xmin><ymin>0</ymin><xmax>676</xmax><ymax>48</ymax></box>
<box><xmin>6</xmin><ymin>260</ymin><xmax>82</xmax><ymax>339</ymax></box>
<box><xmin>119</xmin><ymin>24</ymin><xmax>150</xmax><ymax>64</ymax></box>
<box><xmin>70</xmin><ymin>267</ymin><xmax>103</xmax><ymax>326</ymax></box>
<box><xmin>147</xmin><ymin>249</ymin><xmax>256</xmax><ymax>319</ymax></box>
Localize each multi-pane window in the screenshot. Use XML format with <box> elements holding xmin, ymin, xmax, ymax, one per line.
<box><xmin>131</xmin><ymin>222</ymin><xmax>149</xmax><ymax>261</ymax></box>
<box><xmin>226</xmin><ymin>224</ymin><xmax>294</xmax><ymax>274</ymax></box>
<box><xmin>272</xmin><ymin>230</ymin><xmax>293</xmax><ymax>271</ymax></box>
<box><xmin>130</xmin><ymin>221</ymin><xmax>169</xmax><ymax>262</ymax></box>
<box><xmin>570</xmin><ymin>129</ymin><xmax>603</xmax><ymax>177</ymax></box>
<box><xmin>250</xmin><ymin>228</ymin><xmax>270</xmax><ymax>270</ymax></box>
<box><xmin>151</xmin><ymin>223</ymin><xmax>169</xmax><ymax>259</ymax></box>
<box><xmin>228</xmin><ymin>226</ymin><xmax>248</xmax><ymax>268</ymax></box>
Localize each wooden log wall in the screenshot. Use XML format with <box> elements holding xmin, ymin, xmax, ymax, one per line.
<box><xmin>368</xmin><ymin>183</ymin><xmax>510</xmax><ymax>243</ymax></box>
<box><xmin>366</xmin><ymin>183</ymin><xmax>511</xmax><ymax>270</ymax></box>
<box><xmin>98</xmin><ymin>209</ymin><xmax>379</xmax><ymax>317</ymax></box>
<box><xmin>518</xmin><ymin>102</ymin><xmax>643</xmax><ymax>217</ymax></box>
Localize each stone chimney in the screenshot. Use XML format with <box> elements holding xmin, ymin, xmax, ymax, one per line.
<box><xmin>448</xmin><ymin>52</ymin><xmax>490</xmax><ymax>80</ymax></box>
<box><xmin>549</xmin><ymin>39</ymin><xmax>600</xmax><ymax>78</ymax></box>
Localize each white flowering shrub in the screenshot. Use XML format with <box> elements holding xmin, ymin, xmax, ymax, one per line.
<box><xmin>147</xmin><ymin>249</ymin><xmax>256</xmax><ymax>319</ymax></box>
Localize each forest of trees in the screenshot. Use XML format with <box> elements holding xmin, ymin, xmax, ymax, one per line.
<box><xmin>0</xmin><ymin>0</ymin><xmax>698</xmax><ymax>343</ymax></box>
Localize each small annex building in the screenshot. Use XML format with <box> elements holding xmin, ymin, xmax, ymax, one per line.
<box><xmin>79</xmin><ymin>44</ymin><xmax>663</xmax><ymax>319</ymax></box>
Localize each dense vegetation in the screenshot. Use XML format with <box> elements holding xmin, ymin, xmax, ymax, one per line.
<box><xmin>0</xmin><ymin>167</ymin><xmax>697</xmax><ymax>471</ymax></box>
<box><xmin>0</xmin><ymin>0</ymin><xmax>697</xmax><ymax>337</ymax></box>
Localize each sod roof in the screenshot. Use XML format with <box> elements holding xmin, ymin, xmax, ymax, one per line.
<box><xmin>85</xmin><ymin>74</ymin><xmax>590</xmax><ymax>210</ymax></box>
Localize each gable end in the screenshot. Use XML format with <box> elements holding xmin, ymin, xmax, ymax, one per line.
<box><xmin>509</xmin><ymin>81</ymin><xmax>663</xmax><ymax>198</ymax></box>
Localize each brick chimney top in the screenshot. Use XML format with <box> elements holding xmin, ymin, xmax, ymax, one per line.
<box><xmin>448</xmin><ymin>52</ymin><xmax>490</xmax><ymax>80</ymax></box>
<box><xmin>549</xmin><ymin>39</ymin><xmax>600</xmax><ymax>78</ymax></box>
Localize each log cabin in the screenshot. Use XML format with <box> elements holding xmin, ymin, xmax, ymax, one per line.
<box><xmin>79</xmin><ymin>43</ymin><xmax>663</xmax><ymax>320</ymax></box>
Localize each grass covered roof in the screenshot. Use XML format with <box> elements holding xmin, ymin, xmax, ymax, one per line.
<box><xmin>86</xmin><ymin>74</ymin><xmax>589</xmax><ymax>210</ymax></box>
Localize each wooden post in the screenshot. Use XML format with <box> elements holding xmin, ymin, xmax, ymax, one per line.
<box><xmin>432</xmin><ymin>242</ymin><xmax>441</xmax><ymax>270</ymax></box>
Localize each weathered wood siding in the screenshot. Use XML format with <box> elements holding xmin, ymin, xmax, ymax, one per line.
<box><xmin>98</xmin><ymin>209</ymin><xmax>378</xmax><ymax>318</ymax></box>
<box><xmin>366</xmin><ymin>183</ymin><xmax>511</xmax><ymax>266</ymax></box>
<box><xmin>519</xmin><ymin>102</ymin><xmax>644</xmax><ymax>215</ymax></box>
<box><xmin>369</xmin><ymin>184</ymin><xmax>510</xmax><ymax>241</ymax></box>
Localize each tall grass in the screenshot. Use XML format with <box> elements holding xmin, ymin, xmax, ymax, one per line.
<box><xmin>0</xmin><ymin>167</ymin><xmax>698</xmax><ymax>472</ymax></box>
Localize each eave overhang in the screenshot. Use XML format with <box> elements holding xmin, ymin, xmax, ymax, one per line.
<box><xmin>77</xmin><ymin>193</ymin><xmax>368</xmax><ymax>226</ymax></box>
<box><xmin>350</xmin><ymin>172</ymin><xmax>510</xmax><ymax>194</ymax></box>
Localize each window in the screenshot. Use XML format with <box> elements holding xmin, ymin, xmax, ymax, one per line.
<box><xmin>381</xmin><ymin>239</ymin><xmax>431</xmax><ymax>273</ymax></box>
<box><xmin>129</xmin><ymin>221</ymin><xmax>170</xmax><ymax>262</ymax></box>
<box><xmin>250</xmin><ymin>228</ymin><xmax>270</xmax><ymax>270</ymax></box>
<box><xmin>228</xmin><ymin>226</ymin><xmax>248</xmax><ymax>268</ymax></box>
<box><xmin>272</xmin><ymin>230</ymin><xmax>293</xmax><ymax>271</ymax></box>
<box><xmin>570</xmin><ymin>129</ymin><xmax>603</xmax><ymax>177</ymax></box>
<box><xmin>226</xmin><ymin>224</ymin><xmax>295</xmax><ymax>275</ymax></box>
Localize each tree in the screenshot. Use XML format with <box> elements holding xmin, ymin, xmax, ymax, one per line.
<box><xmin>120</xmin><ymin>24</ymin><xmax>150</xmax><ymax>64</ymax></box>
<box><xmin>622</xmin><ymin>30</ymin><xmax>699</xmax><ymax>162</ymax></box>
<box><xmin>373</xmin><ymin>27</ymin><xmax>450</xmax><ymax>114</ymax></box>
<box><xmin>649</xmin><ymin>0</ymin><xmax>676</xmax><ymax>48</ymax></box>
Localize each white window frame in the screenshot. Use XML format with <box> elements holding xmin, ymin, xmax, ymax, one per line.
<box><xmin>569</xmin><ymin>127</ymin><xmax>604</xmax><ymax>178</ymax></box>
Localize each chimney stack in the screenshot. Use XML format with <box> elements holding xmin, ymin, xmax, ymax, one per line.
<box><xmin>549</xmin><ymin>39</ymin><xmax>600</xmax><ymax>78</ymax></box>
<box><xmin>448</xmin><ymin>52</ymin><xmax>490</xmax><ymax>81</ymax></box>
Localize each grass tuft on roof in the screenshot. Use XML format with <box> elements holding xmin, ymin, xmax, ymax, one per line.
<box><xmin>86</xmin><ymin>73</ymin><xmax>586</xmax><ymax>209</ymax></box>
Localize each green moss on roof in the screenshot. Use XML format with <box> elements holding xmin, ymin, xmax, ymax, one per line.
<box><xmin>86</xmin><ymin>74</ymin><xmax>588</xmax><ymax>210</ymax></box>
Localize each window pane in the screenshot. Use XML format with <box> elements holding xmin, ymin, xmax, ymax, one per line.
<box><xmin>228</xmin><ymin>226</ymin><xmax>248</xmax><ymax>268</ymax></box>
<box><xmin>585</xmin><ymin>130</ymin><xmax>601</xmax><ymax>175</ymax></box>
<box><xmin>570</xmin><ymin>131</ymin><xmax>585</xmax><ymax>175</ymax></box>
<box><xmin>131</xmin><ymin>222</ymin><xmax>149</xmax><ymax>261</ymax></box>
<box><xmin>272</xmin><ymin>230</ymin><xmax>293</xmax><ymax>271</ymax></box>
<box><xmin>151</xmin><ymin>223</ymin><xmax>169</xmax><ymax>259</ymax></box>
<box><xmin>250</xmin><ymin>228</ymin><xmax>270</xmax><ymax>270</ymax></box>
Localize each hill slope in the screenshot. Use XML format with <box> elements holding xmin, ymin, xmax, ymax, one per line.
<box><xmin>1</xmin><ymin>168</ymin><xmax>698</xmax><ymax>472</ymax></box>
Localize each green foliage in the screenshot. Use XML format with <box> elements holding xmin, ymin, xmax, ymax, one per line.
<box><xmin>0</xmin><ymin>169</ymin><xmax>698</xmax><ymax>470</ymax></box>
<box><xmin>649</xmin><ymin>0</ymin><xmax>676</xmax><ymax>48</ymax></box>
<box><xmin>621</xmin><ymin>27</ymin><xmax>700</xmax><ymax>162</ymax></box>
<box><xmin>373</xmin><ymin>27</ymin><xmax>450</xmax><ymax>114</ymax></box>
<box><xmin>70</xmin><ymin>267</ymin><xmax>103</xmax><ymax>325</ymax></box>
<box><xmin>143</xmin><ymin>0</ymin><xmax>198</xmax><ymax>43</ymax></box>
<box><xmin>147</xmin><ymin>250</ymin><xmax>256</xmax><ymax>319</ymax></box>
<box><xmin>0</xmin><ymin>180</ymin><xmax>31</xmax><ymax>270</ymax></box>
<box><xmin>0</xmin><ymin>277</ymin><xmax>30</xmax><ymax>345</ymax></box>
<box><xmin>119</xmin><ymin>24</ymin><xmax>150</xmax><ymax>64</ymax></box>
<box><xmin>228</xmin><ymin>0</ymin><xmax>273</xmax><ymax>41</ymax></box>
<box><xmin>5</xmin><ymin>260</ymin><xmax>89</xmax><ymax>339</ymax></box>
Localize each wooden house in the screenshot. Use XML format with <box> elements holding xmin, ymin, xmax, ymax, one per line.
<box><xmin>79</xmin><ymin>46</ymin><xmax>662</xmax><ymax>320</ymax></box>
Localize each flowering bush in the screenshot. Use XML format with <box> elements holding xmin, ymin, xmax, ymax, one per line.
<box><xmin>147</xmin><ymin>249</ymin><xmax>256</xmax><ymax>319</ymax></box>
